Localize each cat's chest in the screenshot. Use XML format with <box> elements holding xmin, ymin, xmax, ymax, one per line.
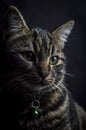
<box><xmin>17</xmin><ymin>111</ymin><xmax>70</xmax><ymax>130</ymax></box>
<box><xmin>17</xmin><ymin>92</ymin><xmax>69</xmax><ymax>130</ymax></box>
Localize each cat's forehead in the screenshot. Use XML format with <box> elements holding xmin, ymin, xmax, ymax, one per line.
<box><xmin>32</xmin><ymin>27</ymin><xmax>51</xmax><ymax>44</ymax></box>
<box><xmin>31</xmin><ymin>27</ymin><xmax>56</xmax><ymax>54</ymax></box>
<box><xmin>32</xmin><ymin>27</ymin><xmax>61</xmax><ymax>53</ymax></box>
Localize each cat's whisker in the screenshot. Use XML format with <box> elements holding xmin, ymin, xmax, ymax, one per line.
<box><xmin>58</xmin><ymin>80</ymin><xmax>68</xmax><ymax>88</ymax></box>
<box><xmin>63</xmin><ymin>72</ymin><xmax>74</xmax><ymax>77</ymax></box>
<box><xmin>52</xmin><ymin>82</ymin><xmax>64</xmax><ymax>97</ymax></box>
<box><xmin>50</xmin><ymin>84</ymin><xmax>56</xmax><ymax>92</ymax></box>
<box><xmin>47</xmin><ymin>78</ymin><xmax>54</xmax><ymax>83</ymax></box>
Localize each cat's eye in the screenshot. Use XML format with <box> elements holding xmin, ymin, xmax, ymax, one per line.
<box><xmin>22</xmin><ymin>51</ymin><xmax>36</xmax><ymax>61</ymax></box>
<box><xmin>49</xmin><ymin>56</ymin><xmax>59</xmax><ymax>65</ymax></box>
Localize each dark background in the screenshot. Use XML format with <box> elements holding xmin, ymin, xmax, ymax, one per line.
<box><xmin>0</xmin><ymin>0</ymin><xmax>86</xmax><ymax>110</ymax></box>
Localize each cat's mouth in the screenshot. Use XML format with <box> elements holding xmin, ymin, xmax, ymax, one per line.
<box><xmin>33</xmin><ymin>77</ymin><xmax>54</xmax><ymax>92</ymax></box>
<box><xmin>23</xmin><ymin>73</ymin><xmax>54</xmax><ymax>91</ymax></box>
<box><xmin>25</xmin><ymin>77</ymin><xmax>53</xmax><ymax>91</ymax></box>
<box><xmin>38</xmin><ymin>79</ymin><xmax>51</xmax><ymax>86</ymax></box>
<box><xmin>24</xmin><ymin>73</ymin><xmax>53</xmax><ymax>85</ymax></box>
<box><xmin>36</xmin><ymin>75</ymin><xmax>54</xmax><ymax>85</ymax></box>
<box><xmin>31</xmin><ymin>77</ymin><xmax>53</xmax><ymax>86</ymax></box>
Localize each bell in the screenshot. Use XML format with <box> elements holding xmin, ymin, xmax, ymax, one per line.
<box><xmin>31</xmin><ymin>96</ymin><xmax>41</xmax><ymax>119</ymax></box>
<box><xmin>32</xmin><ymin>108</ymin><xmax>40</xmax><ymax>119</ymax></box>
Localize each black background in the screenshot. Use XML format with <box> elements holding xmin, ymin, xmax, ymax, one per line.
<box><xmin>0</xmin><ymin>0</ymin><xmax>86</xmax><ymax>110</ymax></box>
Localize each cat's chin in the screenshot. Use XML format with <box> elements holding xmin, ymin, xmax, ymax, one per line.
<box><xmin>37</xmin><ymin>85</ymin><xmax>51</xmax><ymax>92</ymax></box>
<box><xmin>23</xmin><ymin>77</ymin><xmax>53</xmax><ymax>94</ymax></box>
<box><xmin>26</xmin><ymin>80</ymin><xmax>51</xmax><ymax>93</ymax></box>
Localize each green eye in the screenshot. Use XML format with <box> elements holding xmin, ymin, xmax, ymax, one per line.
<box><xmin>49</xmin><ymin>56</ymin><xmax>59</xmax><ymax>65</ymax></box>
<box><xmin>22</xmin><ymin>51</ymin><xmax>36</xmax><ymax>61</ymax></box>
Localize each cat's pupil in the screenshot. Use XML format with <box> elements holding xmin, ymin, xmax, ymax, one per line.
<box><xmin>49</xmin><ymin>56</ymin><xmax>58</xmax><ymax>65</ymax></box>
<box><xmin>22</xmin><ymin>51</ymin><xmax>35</xmax><ymax>61</ymax></box>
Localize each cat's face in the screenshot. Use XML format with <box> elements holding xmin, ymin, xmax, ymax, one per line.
<box><xmin>2</xmin><ymin>6</ymin><xmax>74</xmax><ymax>93</ymax></box>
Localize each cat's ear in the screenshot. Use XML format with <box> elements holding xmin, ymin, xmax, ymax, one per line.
<box><xmin>52</xmin><ymin>20</ymin><xmax>75</xmax><ymax>49</ymax></box>
<box><xmin>3</xmin><ymin>6</ymin><xmax>29</xmax><ymax>35</ymax></box>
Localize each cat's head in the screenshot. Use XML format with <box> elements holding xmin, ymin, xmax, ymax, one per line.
<box><xmin>2</xmin><ymin>6</ymin><xmax>74</xmax><ymax>93</ymax></box>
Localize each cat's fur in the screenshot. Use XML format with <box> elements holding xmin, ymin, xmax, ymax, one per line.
<box><xmin>0</xmin><ymin>6</ymin><xmax>86</xmax><ymax>130</ymax></box>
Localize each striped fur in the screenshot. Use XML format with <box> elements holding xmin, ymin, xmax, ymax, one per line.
<box><xmin>0</xmin><ymin>6</ymin><xmax>86</xmax><ymax>130</ymax></box>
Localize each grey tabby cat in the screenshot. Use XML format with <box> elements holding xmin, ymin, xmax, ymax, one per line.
<box><xmin>0</xmin><ymin>6</ymin><xmax>86</xmax><ymax>130</ymax></box>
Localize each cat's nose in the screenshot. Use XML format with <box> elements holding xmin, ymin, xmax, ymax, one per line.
<box><xmin>37</xmin><ymin>62</ymin><xmax>50</xmax><ymax>79</ymax></box>
<box><xmin>40</xmin><ymin>72</ymin><xmax>48</xmax><ymax>79</ymax></box>
<box><xmin>39</xmin><ymin>71</ymin><xmax>49</xmax><ymax>79</ymax></box>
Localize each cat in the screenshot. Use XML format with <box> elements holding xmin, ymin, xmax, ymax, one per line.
<box><xmin>0</xmin><ymin>5</ymin><xmax>86</xmax><ymax>130</ymax></box>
